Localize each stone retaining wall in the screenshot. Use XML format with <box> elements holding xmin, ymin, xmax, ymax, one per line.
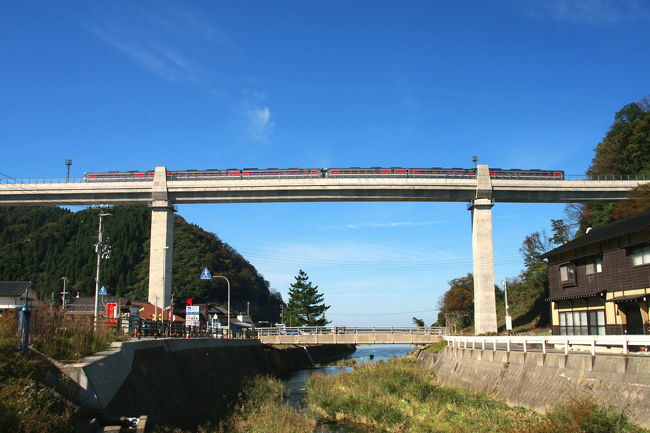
<box><xmin>419</xmin><ymin>347</ymin><xmax>650</xmax><ymax>428</ymax></box>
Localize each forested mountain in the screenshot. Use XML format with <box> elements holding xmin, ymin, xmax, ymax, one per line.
<box><xmin>575</xmin><ymin>98</ymin><xmax>650</xmax><ymax>232</ymax></box>
<box><xmin>0</xmin><ymin>206</ymin><xmax>283</xmax><ymax>322</ymax></box>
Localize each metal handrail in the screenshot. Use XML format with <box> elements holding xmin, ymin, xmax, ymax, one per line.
<box><xmin>446</xmin><ymin>335</ymin><xmax>650</xmax><ymax>356</ymax></box>
<box><xmin>0</xmin><ymin>176</ymin><xmax>86</xmax><ymax>184</ymax></box>
<box><xmin>255</xmin><ymin>326</ymin><xmax>445</xmax><ymax>337</ymax></box>
<box><xmin>2</xmin><ymin>174</ymin><xmax>649</xmax><ymax>184</ymax></box>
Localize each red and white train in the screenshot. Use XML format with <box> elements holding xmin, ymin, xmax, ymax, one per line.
<box><xmin>84</xmin><ymin>167</ymin><xmax>565</xmax><ymax>182</ymax></box>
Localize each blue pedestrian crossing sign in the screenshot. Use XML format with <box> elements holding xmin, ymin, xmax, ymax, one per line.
<box><xmin>98</xmin><ymin>286</ymin><xmax>108</xmax><ymax>296</ymax></box>
<box><xmin>200</xmin><ymin>268</ymin><xmax>212</xmax><ymax>280</ymax></box>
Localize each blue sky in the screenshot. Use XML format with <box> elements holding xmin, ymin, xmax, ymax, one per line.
<box><xmin>1</xmin><ymin>1</ymin><xmax>649</xmax><ymax>326</ymax></box>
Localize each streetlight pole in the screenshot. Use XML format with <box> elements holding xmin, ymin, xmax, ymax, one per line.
<box><xmin>213</xmin><ymin>276</ymin><xmax>230</xmax><ymax>338</ymax></box>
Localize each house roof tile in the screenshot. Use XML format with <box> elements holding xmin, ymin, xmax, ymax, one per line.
<box><xmin>0</xmin><ymin>281</ymin><xmax>34</xmax><ymax>297</ymax></box>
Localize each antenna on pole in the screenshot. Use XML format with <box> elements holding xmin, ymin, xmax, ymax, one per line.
<box><xmin>472</xmin><ymin>155</ymin><xmax>478</xmax><ymax>169</ymax></box>
<box><xmin>65</xmin><ymin>159</ymin><xmax>72</xmax><ymax>182</ymax></box>
<box><xmin>61</xmin><ymin>276</ymin><xmax>69</xmax><ymax>308</ymax></box>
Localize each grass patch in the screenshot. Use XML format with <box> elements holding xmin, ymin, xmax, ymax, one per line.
<box><xmin>165</xmin><ymin>375</ymin><xmax>315</xmax><ymax>433</ymax></box>
<box><xmin>305</xmin><ymin>357</ymin><xmax>645</xmax><ymax>433</ymax></box>
<box><xmin>29</xmin><ymin>308</ymin><xmax>128</xmax><ymax>361</ymax></box>
<box><xmin>334</xmin><ymin>357</ymin><xmax>357</xmax><ymax>367</ymax></box>
<box><xmin>423</xmin><ymin>340</ymin><xmax>448</xmax><ymax>354</ymax></box>
<box><xmin>518</xmin><ymin>396</ymin><xmax>645</xmax><ymax>433</ymax></box>
<box><xmin>0</xmin><ymin>316</ymin><xmax>77</xmax><ymax>433</ymax></box>
<box><xmin>306</xmin><ymin>357</ymin><xmax>531</xmax><ymax>432</ymax></box>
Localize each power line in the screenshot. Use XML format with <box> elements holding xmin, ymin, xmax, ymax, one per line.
<box><xmin>328</xmin><ymin>308</ymin><xmax>439</xmax><ymax>316</ymax></box>
<box><xmin>237</xmin><ymin>249</ymin><xmax>522</xmax><ymax>271</ymax></box>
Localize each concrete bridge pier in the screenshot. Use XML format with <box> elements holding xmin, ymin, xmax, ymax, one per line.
<box><xmin>470</xmin><ymin>165</ymin><xmax>497</xmax><ymax>334</ymax></box>
<box><xmin>148</xmin><ymin>167</ymin><xmax>174</xmax><ymax>311</ymax></box>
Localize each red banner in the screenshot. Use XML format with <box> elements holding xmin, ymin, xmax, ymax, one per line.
<box><xmin>106</xmin><ymin>303</ymin><xmax>117</xmax><ymax>326</ymax></box>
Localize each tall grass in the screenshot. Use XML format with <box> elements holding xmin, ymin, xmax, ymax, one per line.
<box><xmin>0</xmin><ymin>316</ymin><xmax>77</xmax><ymax>433</ymax></box>
<box><xmin>227</xmin><ymin>376</ymin><xmax>316</xmax><ymax>433</ymax></box>
<box><xmin>306</xmin><ymin>357</ymin><xmax>645</xmax><ymax>433</ymax></box>
<box><xmin>29</xmin><ymin>307</ymin><xmax>128</xmax><ymax>361</ymax></box>
<box><xmin>424</xmin><ymin>340</ymin><xmax>448</xmax><ymax>354</ymax></box>
<box><xmin>518</xmin><ymin>397</ymin><xmax>643</xmax><ymax>433</ymax></box>
<box><xmin>165</xmin><ymin>375</ymin><xmax>315</xmax><ymax>433</ymax></box>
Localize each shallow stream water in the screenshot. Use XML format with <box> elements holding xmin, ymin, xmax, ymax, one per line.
<box><xmin>281</xmin><ymin>344</ymin><xmax>417</xmax><ymax>432</ymax></box>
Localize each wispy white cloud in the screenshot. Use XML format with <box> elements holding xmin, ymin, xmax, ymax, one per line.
<box><xmin>319</xmin><ymin>217</ymin><xmax>466</xmax><ymax>230</ymax></box>
<box><xmin>84</xmin><ymin>2</ymin><xmax>277</xmax><ymax>140</ymax></box>
<box><xmin>238</xmin><ymin>240</ymin><xmax>517</xmax><ymax>272</ymax></box>
<box><xmin>245</xmin><ymin>106</ymin><xmax>275</xmax><ymax>143</ymax></box>
<box><xmin>83</xmin><ymin>2</ymin><xmax>233</xmax><ymax>88</ymax></box>
<box><xmin>514</xmin><ymin>0</ymin><xmax>650</xmax><ymax>24</ymax></box>
<box><xmin>319</xmin><ymin>215</ymin><xmax>526</xmax><ymax>231</ymax></box>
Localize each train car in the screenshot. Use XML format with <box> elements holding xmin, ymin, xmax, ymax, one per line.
<box><xmin>490</xmin><ymin>168</ymin><xmax>564</xmax><ymax>180</ymax></box>
<box><xmin>84</xmin><ymin>170</ymin><xmax>154</xmax><ymax>181</ymax></box>
<box><xmin>408</xmin><ymin>168</ymin><xmax>475</xmax><ymax>178</ymax></box>
<box><xmin>85</xmin><ymin>166</ymin><xmax>565</xmax><ymax>182</ymax></box>
<box><xmin>241</xmin><ymin>168</ymin><xmax>321</xmax><ymax>178</ymax></box>
<box><xmin>327</xmin><ymin>167</ymin><xmax>394</xmax><ymax>177</ymax></box>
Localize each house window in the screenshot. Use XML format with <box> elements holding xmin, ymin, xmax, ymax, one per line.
<box><xmin>632</xmin><ymin>245</ymin><xmax>650</xmax><ymax>266</ymax></box>
<box><xmin>559</xmin><ymin>263</ymin><xmax>575</xmax><ymax>284</ymax></box>
<box><xmin>588</xmin><ymin>310</ymin><xmax>605</xmax><ymax>335</ymax></box>
<box><xmin>585</xmin><ymin>257</ymin><xmax>602</xmax><ymax>275</ymax></box>
<box><xmin>559</xmin><ymin>310</ymin><xmax>604</xmax><ymax>335</ymax></box>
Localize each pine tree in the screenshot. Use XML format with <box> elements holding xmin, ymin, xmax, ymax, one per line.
<box><xmin>284</xmin><ymin>270</ymin><xmax>330</xmax><ymax>326</ymax></box>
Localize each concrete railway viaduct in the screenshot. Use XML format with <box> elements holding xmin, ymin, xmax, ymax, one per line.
<box><xmin>1</xmin><ymin>165</ymin><xmax>647</xmax><ymax>334</ymax></box>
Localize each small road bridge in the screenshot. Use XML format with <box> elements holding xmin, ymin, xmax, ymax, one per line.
<box><xmin>256</xmin><ymin>326</ymin><xmax>445</xmax><ymax>345</ymax></box>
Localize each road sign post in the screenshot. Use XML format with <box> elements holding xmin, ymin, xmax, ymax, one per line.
<box><xmin>200</xmin><ymin>268</ymin><xmax>230</xmax><ymax>338</ymax></box>
<box><xmin>186</xmin><ymin>305</ymin><xmax>200</xmax><ymax>328</ymax></box>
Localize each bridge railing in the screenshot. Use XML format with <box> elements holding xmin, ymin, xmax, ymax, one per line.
<box><xmin>3</xmin><ymin>174</ymin><xmax>649</xmax><ymax>185</ymax></box>
<box><xmin>0</xmin><ymin>176</ymin><xmax>85</xmax><ymax>184</ymax></box>
<box><xmin>255</xmin><ymin>326</ymin><xmax>445</xmax><ymax>337</ymax></box>
<box><xmin>446</xmin><ymin>335</ymin><xmax>650</xmax><ymax>356</ymax></box>
<box><xmin>564</xmin><ymin>174</ymin><xmax>650</xmax><ymax>181</ymax></box>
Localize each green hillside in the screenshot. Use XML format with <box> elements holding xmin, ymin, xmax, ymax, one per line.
<box><xmin>0</xmin><ymin>206</ymin><xmax>283</xmax><ymax>322</ymax></box>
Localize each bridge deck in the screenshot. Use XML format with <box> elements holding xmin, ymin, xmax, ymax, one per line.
<box><xmin>1</xmin><ymin>176</ymin><xmax>647</xmax><ymax>206</ymax></box>
<box><xmin>256</xmin><ymin>326</ymin><xmax>445</xmax><ymax>345</ymax></box>
<box><xmin>259</xmin><ymin>333</ymin><xmax>444</xmax><ymax>345</ymax></box>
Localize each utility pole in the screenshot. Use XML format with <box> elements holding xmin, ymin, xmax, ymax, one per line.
<box><xmin>65</xmin><ymin>159</ymin><xmax>72</xmax><ymax>182</ymax></box>
<box><xmin>61</xmin><ymin>276</ymin><xmax>69</xmax><ymax>308</ymax></box>
<box><xmin>503</xmin><ymin>278</ymin><xmax>512</xmax><ymax>335</ymax></box>
<box><xmin>94</xmin><ymin>207</ymin><xmax>111</xmax><ymax>330</ymax></box>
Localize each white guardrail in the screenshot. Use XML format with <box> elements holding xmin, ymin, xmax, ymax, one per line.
<box><xmin>446</xmin><ymin>335</ymin><xmax>650</xmax><ymax>356</ymax></box>
<box><xmin>256</xmin><ymin>326</ymin><xmax>445</xmax><ymax>337</ymax></box>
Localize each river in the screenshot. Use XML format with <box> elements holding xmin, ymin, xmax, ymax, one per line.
<box><xmin>281</xmin><ymin>344</ymin><xmax>417</xmax><ymax>432</ymax></box>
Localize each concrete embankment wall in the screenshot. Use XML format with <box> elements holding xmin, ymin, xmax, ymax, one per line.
<box><xmin>58</xmin><ymin>339</ymin><xmax>354</xmax><ymax>426</ymax></box>
<box><xmin>418</xmin><ymin>347</ymin><xmax>650</xmax><ymax>428</ymax></box>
